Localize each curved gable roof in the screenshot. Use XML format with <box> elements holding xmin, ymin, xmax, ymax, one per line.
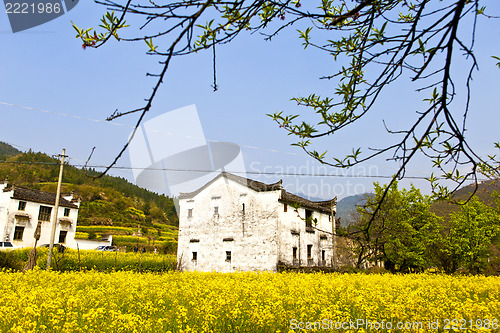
<box><xmin>178</xmin><ymin>172</ymin><xmax>283</xmax><ymax>199</ymax></box>
<box><xmin>7</xmin><ymin>186</ymin><xmax>79</xmax><ymax>209</ymax></box>
<box><xmin>178</xmin><ymin>172</ymin><xmax>336</xmax><ymax>214</ymax></box>
<box><xmin>279</xmin><ymin>190</ymin><xmax>335</xmax><ymax>215</ymax></box>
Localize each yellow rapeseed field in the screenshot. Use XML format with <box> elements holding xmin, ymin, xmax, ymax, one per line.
<box><xmin>0</xmin><ymin>270</ymin><xmax>498</xmax><ymax>332</ymax></box>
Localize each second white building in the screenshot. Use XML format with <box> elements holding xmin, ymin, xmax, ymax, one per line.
<box><xmin>177</xmin><ymin>172</ymin><xmax>337</xmax><ymax>272</ymax></box>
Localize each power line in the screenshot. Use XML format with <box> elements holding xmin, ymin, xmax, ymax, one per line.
<box><xmin>0</xmin><ymin>102</ymin><xmax>477</xmax><ymax>178</ymax></box>
<box><xmin>0</xmin><ymin>101</ymin><xmax>303</xmax><ymax>156</ymax></box>
<box><xmin>0</xmin><ymin>101</ymin><xmax>130</xmax><ymax>128</ymax></box>
<box><xmin>0</xmin><ymin>161</ymin><xmax>59</xmax><ymax>166</ymax></box>
<box><xmin>0</xmin><ymin>160</ymin><xmax>486</xmax><ymax>181</ymax></box>
<box><xmin>0</xmin><ymin>100</ymin><xmax>337</xmax><ymax>158</ymax></box>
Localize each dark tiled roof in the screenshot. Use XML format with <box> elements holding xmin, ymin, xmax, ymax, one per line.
<box><xmin>6</xmin><ymin>186</ymin><xmax>78</xmax><ymax>209</ymax></box>
<box><xmin>224</xmin><ymin>172</ymin><xmax>283</xmax><ymax>192</ymax></box>
<box><xmin>280</xmin><ymin>190</ymin><xmax>335</xmax><ymax>214</ymax></box>
<box><xmin>179</xmin><ymin>172</ymin><xmax>283</xmax><ymax>199</ymax></box>
<box><xmin>179</xmin><ymin>172</ymin><xmax>335</xmax><ymax>214</ymax></box>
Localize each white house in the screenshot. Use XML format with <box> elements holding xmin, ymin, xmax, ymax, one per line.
<box><xmin>0</xmin><ymin>182</ymin><xmax>80</xmax><ymax>248</ymax></box>
<box><xmin>177</xmin><ymin>172</ymin><xmax>337</xmax><ymax>272</ymax></box>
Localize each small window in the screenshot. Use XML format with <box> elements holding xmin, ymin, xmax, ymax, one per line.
<box><xmin>192</xmin><ymin>252</ymin><xmax>198</xmax><ymax>261</ymax></box>
<box><xmin>322</xmin><ymin>250</ymin><xmax>326</xmax><ymax>261</ymax></box>
<box><xmin>13</xmin><ymin>226</ymin><xmax>24</xmax><ymax>240</ymax></box>
<box><xmin>307</xmin><ymin>244</ymin><xmax>313</xmax><ymax>259</ymax></box>
<box><xmin>225</xmin><ymin>251</ymin><xmax>231</xmax><ymax>261</ymax></box>
<box><xmin>284</xmin><ymin>203</ymin><xmax>287</xmax><ymax>212</ymax></box>
<box><xmin>38</xmin><ymin>206</ymin><xmax>52</xmax><ymax>221</ymax></box>
<box><xmin>242</xmin><ymin>203</ymin><xmax>245</xmax><ymax>214</ymax></box>
<box><xmin>305</xmin><ymin>209</ymin><xmax>313</xmax><ymax>227</ymax></box>
<box><xmin>18</xmin><ymin>201</ymin><xmax>26</xmax><ymax>211</ymax></box>
<box><xmin>188</xmin><ymin>208</ymin><xmax>193</xmax><ymax>218</ymax></box>
<box><xmin>292</xmin><ymin>247</ymin><xmax>298</xmax><ymax>260</ymax></box>
<box><xmin>214</xmin><ymin>206</ymin><xmax>219</xmax><ymax>216</ymax></box>
<box><xmin>58</xmin><ymin>230</ymin><xmax>68</xmax><ymax>243</ymax></box>
<box><xmin>64</xmin><ymin>208</ymin><xmax>70</xmax><ymax>217</ymax></box>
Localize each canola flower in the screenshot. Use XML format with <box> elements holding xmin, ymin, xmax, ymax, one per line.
<box><xmin>10</xmin><ymin>248</ymin><xmax>176</xmax><ymax>272</ymax></box>
<box><xmin>0</xmin><ymin>270</ymin><xmax>498</xmax><ymax>332</ymax></box>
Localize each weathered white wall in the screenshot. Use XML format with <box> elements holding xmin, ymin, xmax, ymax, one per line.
<box><xmin>177</xmin><ymin>175</ymin><xmax>337</xmax><ymax>272</ymax></box>
<box><xmin>178</xmin><ymin>177</ymin><xmax>281</xmax><ymax>272</ymax></box>
<box><xmin>277</xmin><ymin>203</ymin><xmax>334</xmax><ymax>267</ymax></box>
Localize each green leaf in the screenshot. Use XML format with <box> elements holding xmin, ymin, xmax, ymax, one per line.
<box><xmin>492</xmin><ymin>56</ymin><xmax>500</xmax><ymax>68</ymax></box>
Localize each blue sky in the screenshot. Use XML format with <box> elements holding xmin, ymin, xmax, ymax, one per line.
<box><xmin>1</xmin><ymin>1</ymin><xmax>499</xmax><ymax>200</ymax></box>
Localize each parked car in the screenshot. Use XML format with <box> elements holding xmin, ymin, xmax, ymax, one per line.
<box><xmin>96</xmin><ymin>245</ymin><xmax>118</xmax><ymax>252</ymax></box>
<box><xmin>0</xmin><ymin>241</ymin><xmax>17</xmax><ymax>250</ymax></box>
<box><xmin>39</xmin><ymin>243</ymin><xmax>65</xmax><ymax>251</ymax></box>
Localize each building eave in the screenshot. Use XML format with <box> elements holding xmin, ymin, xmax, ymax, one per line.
<box><xmin>178</xmin><ymin>172</ymin><xmax>283</xmax><ymax>199</ymax></box>
<box><xmin>178</xmin><ymin>172</ymin><xmax>336</xmax><ymax>215</ymax></box>
<box><xmin>279</xmin><ymin>190</ymin><xmax>335</xmax><ymax>215</ymax></box>
<box><xmin>6</xmin><ymin>186</ymin><xmax>79</xmax><ymax>209</ymax></box>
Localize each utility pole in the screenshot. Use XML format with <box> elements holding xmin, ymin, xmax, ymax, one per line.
<box><xmin>46</xmin><ymin>149</ymin><xmax>66</xmax><ymax>270</ymax></box>
<box><xmin>331</xmin><ymin>197</ymin><xmax>338</xmax><ymax>270</ymax></box>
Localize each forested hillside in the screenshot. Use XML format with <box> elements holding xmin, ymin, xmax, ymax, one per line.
<box><xmin>430</xmin><ymin>180</ymin><xmax>500</xmax><ymax>218</ymax></box>
<box><xmin>0</xmin><ymin>142</ymin><xmax>178</xmax><ymax>252</ymax></box>
<box><xmin>0</xmin><ymin>141</ymin><xmax>22</xmax><ymax>160</ymax></box>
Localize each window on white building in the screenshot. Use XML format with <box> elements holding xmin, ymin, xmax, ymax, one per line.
<box><xmin>292</xmin><ymin>247</ymin><xmax>297</xmax><ymax>260</ymax></box>
<box><xmin>64</xmin><ymin>208</ymin><xmax>70</xmax><ymax>217</ymax></box>
<box><xmin>58</xmin><ymin>230</ymin><xmax>67</xmax><ymax>243</ymax></box>
<box><xmin>214</xmin><ymin>206</ymin><xmax>219</xmax><ymax>216</ymax></box>
<box><xmin>307</xmin><ymin>244</ymin><xmax>313</xmax><ymax>259</ymax></box>
<box><xmin>38</xmin><ymin>206</ymin><xmax>52</xmax><ymax>221</ymax></box>
<box><xmin>192</xmin><ymin>252</ymin><xmax>197</xmax><ymax>261</ymax></box>
<box><xmin>188</xmin><ymin>208</ymin><xmax>193</xmax><ymax>218</ymax></box>
<box><xmin>18</xmin><ymin>201</ymin><xmax>26</xmax><ymax>211</ymax></box>
<box><xmin>225</xmin><ymin>251</ymin><xmax>231</xmax><ymax>261</ymax></box>
<box><xmin>13</xmin><ymin>226</ymin><xmax>24</xmax><ymax>240</ymax></box>
<box><xmin>305</xmin><ymin>209</ymin><xmax>313</xmax><ymax>227</ymax></box>
<box><xmin>284</xmin><ymin>203</ymin><xmax>288</xmax><ymax>212</ymax></box>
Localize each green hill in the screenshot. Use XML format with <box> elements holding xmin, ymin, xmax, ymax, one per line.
<box><xmin>431</xmin><ymin>179</ymin><xmax>500</xmax><ymax>218</ymax></box>
<box><xmin>0</xmin><ymin>141</ymin><xmax>22</xmax><ymax>160</ymax></box>
<box><xmin>337</xmin><ymin>181</ymin><xmax>500</xmax><ymax>225</ymax></box>
<box><xmin>0</xmin><ymin>142</ymin><xmax>178</xmax><ymax>253</ymax></box>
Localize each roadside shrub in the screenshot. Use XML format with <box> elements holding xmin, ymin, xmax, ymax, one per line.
<box><xmin>0</xmin><ymin>251</ymin><xmax>23</xmax><ymax>270</ymax></box>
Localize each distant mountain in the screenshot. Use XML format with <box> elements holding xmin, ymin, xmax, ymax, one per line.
<box><xmin>336</xmin><ymin>193</ymin><xmax>373</xmax><ymax>226</ymax></box>
<box><xmin>431</xmin><ymin>179</ymin><xmax>500</xmax><ymax>219</ymax></box>
<box><xmin>0</xmin><ymin>141</ymin><xmax>22</xmax><ymax>160</ymax></box>
<box><xmin>333</xmin><ymin>181</ymin><xmax>500</xmax><ymax>225</ymax></box>
<box><xmin>293</xmin><ymin>191</ymin><xmax>373</xmax><ymax>226</ymax></box>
